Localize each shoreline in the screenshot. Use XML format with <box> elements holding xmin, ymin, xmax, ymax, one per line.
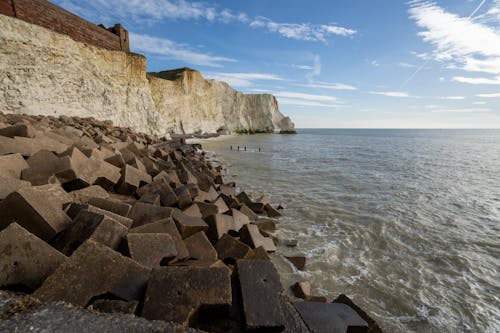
<box><xmin>0</xmin><ymin>113</ymin><xmax>381</xmax><ymax>332</ymax></box>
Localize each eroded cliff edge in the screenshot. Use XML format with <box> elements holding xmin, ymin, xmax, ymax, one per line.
<box><xmin>148</xmin><ymin>68</ymin><xmax>295</xmax><ymax>135</ymax></box>
<box><xmin>0</xmin><ymin>14</ymin><xmax>295</xmax><ymax>137</ymax></box>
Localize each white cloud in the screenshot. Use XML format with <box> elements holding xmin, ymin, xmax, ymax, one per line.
<box><xmin>409</xmin><ymin>1</ymin><xmax>500</xmax><ymax>76</ymax></box>
<box><xmin>305</xmin><ymin>55</ymin><xmax>321</xmax><ymax>82</ymax></box>
<box><xmin>371</xmin><ymin>60</ymin><xmax>380</xmax><ymax>67</ymax></box>
<box><xmin>476</xmin><ymin>92</ymin><xmax>500</xmax><ymax>98</ymax></box>
<box><xmin>452</xmin><ymin>76</ymin><xmax>500</xmax><ymax>85</ymax></box>
<box><xmin>299</xmin><ymin>82</ymin><xmax>357</xmax><ymax>90</ymax></box>
<box><xmin>129</xmin><ymin>33</ymin><xmax>236</xmax><ymax>67</ymax></box>
<box><xmin>277</xmin><ymin>98</ymin><xmax>339</xmax><ymax>108</ymax></box>
<box><xmin>473</xmin><ymin>101</ymin><xmax>487</xmax><ymax>105</ymax></box>
<box><xmin>431</xmin><ymin>108</ymin><xmax>490</xmax><ymax>113</ymax></box>
<box><xmin>274</xmin><ymin>92</ymin><xmax>337</xmax><ymax>102</ymax></box>
<box><xmin>293</xmin><ymin>65</ymin><xmax>314</xmax><ymax>70</ymax></box>
<box><xmin>441</xmin><ymin>96</ymin><xmax>465</xmax><ymax>100</ymax></box>
<box><xmin>204</xmin><ymin>72</ymin><xmax>283</xmax><ymax>87</ymax></box>
<box><xmin>399</xmin><ymin>62</ymin><xmax>416</xmax><ymax>68</ymax></box>
<box><xmin>249</xmin><ymin>17</ymin><xmax>356</xmax><ymax>42</ymax></box>
<box><xmin>369</xmin><ymin>91</ymin><xmax>411</xmax><ymax>97</ymax></box>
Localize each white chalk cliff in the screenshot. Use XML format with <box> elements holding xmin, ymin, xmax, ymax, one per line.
<box><xmin>0</xmin><ymin>14</ymin><xmax>295</xmax><ymax>136</ymax></box>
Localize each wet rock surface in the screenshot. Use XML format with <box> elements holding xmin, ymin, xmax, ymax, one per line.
<box><xmin>0</xmin><ymin>113</ymin><xmax>382</xmax><ymax>332</ymax></box>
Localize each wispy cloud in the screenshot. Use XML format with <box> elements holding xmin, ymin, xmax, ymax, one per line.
<box><xmin>277</xmin><ymin>98</ymin><xmax>340</xmax><ymax>108</ymax></box>
<box><xmin>476</xmin><ymin>92</ymin><xmax>500</xmax><ymax>98</ymax></box>
<box><xmin>408</xmin><ymin>1</ymin><xmax>500</xmax><ymax>77</ymax></box>
<box><xmin>473</xmin><ymin>101</ymin><xmax>487</xmax><ymax>105</ymax></box>
<box><xmin>452</xmin><ymin>76</ymin><xmax>500</xmax><ymax>85</ymax></box>
<box><xmin>441</xmin><ymin>96</ymin><xmax>465</xmax><ymax>100</ymax></box>
<box><xmin>431</xmin><ymin>108</ymin><xmax>490</xmax><ymax>113</ymax></box>
<box><xmin>369</xmin><ymin>91</ymin><xmax>411</xmax><ymax>98</ymax></box>
<box><xmin>249</xmin><ymin>17</ymin><xmax>356</xmax><ymax>42</ymax></box>
<box><xmin>274</xmin><ymin>92</ymin><xmax>337</xmax><ymax>102</ymax></box>
<box><xmin>55</xmin><ymin>0</ymin><xmax>356</xmax><ymax>43</ymax></box>
<box><xmin>130</xmin><ymin>33</ymin><xmax>236</xmax><ymax>67</ymax></box>
<box><xmin>371</xmin><ymin>60</ymin><xmax>380</xmax><ymax>67</ymax></box>
<box><xmin>399</xmin><ymin>62</ymin><xmax>417</xmax><ymax>68</ymax></box>
<box><xmin>204</xmin><ymin>72</ymin><xmax>283</xmax><ymax>87</ymax></box>
<box><xmin>274</xmin><ymin>91</ymin><xmax>341</xmax><ymax>108</ymax></box>
<box><xmin>299</xmin><ymin>82</ymin><xmax>357</xmax><ymax>91</ymax></box>
<box><xmin>305</xmin><ymin>55</ymin><xmax>322</xmax><ymax>82</ymax></box>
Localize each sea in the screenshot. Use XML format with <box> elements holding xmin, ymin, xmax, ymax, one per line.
<box><xmin>197</xmin><ymin>129</ymin><xmax>500</xmax><ymax>333</ymax></box>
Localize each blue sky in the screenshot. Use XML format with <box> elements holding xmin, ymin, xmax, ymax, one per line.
<box><xmin>54</xmin><ymin>0</ymin><xmax>500</xmax><ymax>128</ymax></box>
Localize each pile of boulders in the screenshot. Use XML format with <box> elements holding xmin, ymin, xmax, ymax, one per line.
<box><xmin>0</xmin><ymin>112</ymin><xmax>382</xmax><ymax>332</ymax></box>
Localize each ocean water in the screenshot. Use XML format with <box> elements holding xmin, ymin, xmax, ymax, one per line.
<box><xmin>198</xmin><ymin>129</ymin><xmax>500</xmax><ymax>333</ymax></box>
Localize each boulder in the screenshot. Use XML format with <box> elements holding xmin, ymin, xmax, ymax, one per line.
<box><xmin>0</xmin><ymin>223</ymin><xmax>66</xmax><ymax>290</ymax></box>
<box><xmin>128</xmin><ymin>202</ymin><xmax>173</xmax><ymax>228</ymax></box>
<box><xmin>126</xmin><ymin>233</ymin><xmax>177</xmax><ymax>268</ymax></box>
<box><xmin>239</xmin><ymin>224</ymin><xmax>277</xmax><ymax>252</ymax></box>
<box><xmin>214</xmin><ymin>234</ymin><xmax>253</xmax><ymax>264</ymax></box>
<box><xmin>293</xmin><ymin>302</ymin><xmax>369</xmax><ymax>333</ymax></box>
<box><xmin>236</xmin><ymin>259</ymin><xmax>285</xmax><ymax>331</ymax></box>
<box><xmin>0</xmin><ymin>153</ymin><xmax>29</xmax><ymax>179</ymax></box>
<box><xmin>285</xmin><ymin>256</ymin><xmax>306</xmax><ymax>271</ymax></box>
<box><xmin>142</xmin><ymin>267</ymin><xmax>232</xmax><ymax>324</ymax></box>
<box><xmin>34</xmin><ymin>240</ymin><xmax>149</xmax><ymax>306</ymax></box>
<box><xmin>53</xmin><ymin>210</ymin><xmax>128</xmax><ymax>256</ymax></box>
<box><xmin>0</xmin><ymin>186</ymin><xmax>72</xmax><ymax>241</ymax></box>
<box><xmin>183</xmin><ymin>231</ymin><xmax>218</xmax><ymax>264</ymax></box>
<box><xmin>172</xmin><ymin>209</ymin><xmax>208</xmax><ymax>239</ymax></box>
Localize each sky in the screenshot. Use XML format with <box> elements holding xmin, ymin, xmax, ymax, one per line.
<box><xmin>53</xmin><ymin>0</ymin><xmax>500</xmax><ymax>128</ymax></box>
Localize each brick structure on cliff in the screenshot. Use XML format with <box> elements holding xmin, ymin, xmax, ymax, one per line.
<box><xmin>0</xmin><ymin>0</ymin><xmax>129</xmax><ymax>52</ymax></box>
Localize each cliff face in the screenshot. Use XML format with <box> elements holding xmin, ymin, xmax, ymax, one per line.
<box><xmin>0</xmin><ymin>14</ymin><xmax>295</xmax><ymax>136</ymax></box>
<box><xmin>148</xmin><ymin>69</ymin><xmax>295</xmax><ymax>134</ymax></box>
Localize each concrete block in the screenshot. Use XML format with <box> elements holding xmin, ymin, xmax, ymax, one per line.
<box><xmin>332</xmin><ymin>294</ymin><xmax>382</xmax><ymax>333</ymax></box>
<box><xmin>116</xmin><ymin>165</ymin><xmax>152</xmax><ymax>195</ymax></box>
<box><xmin>212</xmin><ymin>196</ymin><xmax>229</xmax><ymax>214</ymax></box>
<box><xmin>0</xmin><ymin>176</ymin><xmax>31</xmax><ymax>200</ymax></box>
<box><xmin>184</xmin><ymin>231</ymin><xmax>218</xmax><ymax>264</ymax></box>
<box><xmin>174</xmin><ymin>185</ymin><xmax>193</xmax><ymax>209</ymax></box>
<box><xmin>251</xmin><ymin>246</ymin><xmax>271</xmax><ymax>261</ymax></box>
<box><xmin>285</xmin><ymin>256</ymin><xmax>306</xmax><ymax>271</ymax></box>
<box><xmin>142</xmin><ymin>267</ymin><xmax>232</xmax><ymax>325</ymax></box>
<box><xmin>21</xmin><ymin>150</ymin><xmax>67</xmax><ymax>185</ymax></box>
<box><xmin>265</xmin><ymin>203</ymin><xmax>283</xmax><ymax>218</ymax></box>
<box><xmin>126</xmin><ymin>233</ymin><xmax>177</xmax><ymax>268</ymax></box>
<box><xmin>90</xmin><ymin>299</ymin><xmax>138</xmax><ymax>315</ymax></box>
<box><xmin>138</xmin><ymin>193</ymin><xmax>161</xmax><ymax>205</ymax></box>
<box><xmin>291</xmin><ymin>281</ymin><xmax>312</xmax><ymax>300</ymax></box>
<box><xmin>195</xmin><ymin>202</ymin><xmax>219</xmax><ymax>219</ymax></box>
<box><xmin>205</xmin><ymin>214</ymin><xmax>237</xmax><ymax>243</ymax></box>
<box><xmin>0</xmin><ymin>187</ymin><xmax>72</xmax><ymax>241</ymax></box>
<box><xmin>34</xmin><ymin>240</ymin><xmax>149</xmax><ymax>306</ymax></box>
<box><xmin>253</xmin><ymin>218</ymin><xmax>277</xmax><ymax>232</ymax></box>
<box><xmin>239</xmin><ymin>224</ymin><xmax>277</xmax><ymax>252</ymax></box>
<box><xmin>0</xmin><ymin>223</ymin><xmax>66</xmax><ymax>290</ymax></box>
<box><xmin>239</xmin><ymin>204</ymin><xmax>258</xmax><ymax>221</ymax></box>
<box><xmin>137</xmin><ymin>179</ymin><xmax>178</xmax><ymax>207</ymax></box>
<box><xmin>88</xmin><ymin>197</ymin><xmax>132</xmax><ymax>217</ymax></box>
<box><xmin>70</xmin><ymin>185</ymin><xmax>110</xmax><ymax>203</ymax></box>
<box><xmin>183</xmin><ymin>204</ymin><xmax>203</xmax><ymax>218</ymax></box>
<box><xmin>230</xmin><ymin>208</ymin><xmax>250</xmax><ymax>230</ymax></box>
<box><xmin>237</xmin><ymin>259</ymin><xmax>285</xmax><ymax>331</ymax></box>
<box><xmin>128</xmin><ymin>202</ymin><xmax>173</xmax><ymax>228</ymax></box>
<box><xmin>0</xmin><ymin>124</ymin><xmax>34</xmax><ymax>138</ymax></box>
<box><xmin>0</xmin><ymin>153</ymin><xmax>29</xmax><ymax>179</ymax></box>
<box><xmin>129</xmin><ymin>218</ymin><xmax>189</xmax><ymax>262</ymax></box>
<box><xmin>172</xmin><ymin>209</ymin><xmax>208</xmax><ymax>239</ymax></box>
<box><xmin>214</xmin><ymin>234</ymin><xmax>253</xmax><ymax>264</ymax></box>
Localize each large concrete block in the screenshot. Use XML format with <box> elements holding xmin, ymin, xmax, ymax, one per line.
<box><xmin>0</xmin><ymin>124</ymin><xmax>34</xmax><ymax>138</ymax></box>
<box><xmin>70</xmin><ymin>185</ymin><xmax>110</xmax><ymax>203</ymax></box>
<box><xmin>129</xmin><ymin>218</ymin><xmax>189</xmax><ymax>262</ymax></box>
<box><xmin>174</xmin><ymin>185</ymin><xmax>194</xmax><ymax>209</ymax></box>
<box><xmin>332</xmin><ymin>294</ymin><xmax>382</xmax><ymax>333</ymax></box>
<box><xmin>0</xmin><ymin>187</ymin><xmax>72</xmax><ymax>241</ymax></box>
<box><xmin>293</xmin><ymin>302</ymin><xmax>369</xmax><ymax>333</ymax></box>
<box><xmin>21</xmin><ymin>150</ymin><xmax>66</xmax><ymax>185</ymax></box>
<box><xmin>205</xmin><ymin>213</ymin><xmax>238</xmax><ymax>243</ymax></box>
<box><xmin>214</xmin><ymin>234</ymin><xmax>253</xmax><ymax>264</ymax></box>
<box><xmin>0</xmin><ymin>223</ymin><xmax>66</xmax><ymax>290</ymax></box>
<box><xmin>87</xmin><ymin>197</ymin><xmax>132</xmax><ymax>217</ymax></box>
<box><xmin>126</xmin><ymin>233</ymin><xmax>177</xmax><ymax>268</ymax></box>
<box><xmin>116</xmin><ymin>165</ymin><xmax>152</xmax><ymax>195</ymax></box>
<box><xmin>239</xmin><ymin>204</ymin><xmax>258</xmax><ymax>221</ymax></box>
<box><xmin>172</xmin><ymin>209</ymin><xmax>209</xmax><ymax>239</ymax></box>
<box><xmin>53</xmin><ymin>210</ymin><xmax>128</xmax><ymax>255</ymax></box>
<box><xmin>0</xmin><ymin>176</ymin><xmax>30</xmax><ymax>200</ymax></box>
<box><xmin>128</xmin><ymin>202</ymin><xmax>173</xmax><ymax>228</ymax></box>
<box><xmin>0</xmin><ymin>153</ymin><xmax>29</xmax><ymax>179</ymax></box>
<box><xmin>34</xmin><ymin>240</ymin><xmax>149</xmax><ymax>306</ymax></box>
<box><xmin>183</xmin><ymin>231</ymin><xmax>218</xmax><ymax>263</ymax></box>
<box><xmin>142</xmin><ymin>267</ymin><xmax>232</xmax><ymax>325</ymax></box>
<box><xmin>137</xmin><ymin>179</ymin><xmax>178</xmax><ymax>207</ymax></box>
<box><xmin>237</xmin><ymin>259</ymin><xmax>285</xmax><ymax>331</ymax></box>
<box><xmin>239</xmin><ymin>224</ymin><xmax>277</xmax><ymax>252</ymax></box>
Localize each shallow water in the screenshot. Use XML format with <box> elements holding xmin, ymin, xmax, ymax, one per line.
<box><xmin>199</xmin><ymin>129</ymin><xmax>500</xmax><ymax>333</ymax></box>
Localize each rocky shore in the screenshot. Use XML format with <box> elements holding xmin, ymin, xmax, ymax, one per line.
<box><xmin>0</xmin><ymin>113</ymin><xmax>381</xmax><ymax>333</ymax></box>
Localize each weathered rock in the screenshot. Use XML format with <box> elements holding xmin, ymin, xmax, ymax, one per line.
<box><xmin>0</xmin><ymin>223</ymin><xmax>66</xmax><ymax>290</ymax></box>
<box><xmin>53</xmin><ymin>210</ymin><xmax>128</xmax><ymax>255</ymax></box>
<box><xmin>34</xmin><ymin>240</ymin><xmax>149</xmax><ymax>306</ymax></box>
<box><xmin>172</xmin><ymin>209</ymin><xmax>208</xmax><ymax>239</ymax></box>
<box><xmin>0</xmin><ymin>186</ymin><xmax>72</xmax><ymax>241</ymax></box>
<box><xmin>142</xmin><ymin>267</ymin><xmax>232</xmax><ymax>325</ymax></box>
<box><xmin>236</xmin><ymin>259</ymin><xmax>285</xmax><ymax>331</ymax></box>
<box><xmin>0</xmin><ymin>153</ymin><xmax>29</xmax><ymax>179</ymax></box>
<box><xmin>332</xmin><ymin>294</ymin><xmax>383</xmax><ymax>333</ymax></box>
<box><xmin>129</xmin><ymin>218</ymin><xmax>189</xmax><ymax>262</ymax></box>
<box><xmin>90</xmin><ymin>299</ymin><xmax>138</xmax><ymax>315</ymax></box>
<box><xmin>239</xmin><ymin>224</ymin><xmax>277</xmax><ymax>252</ymax></box>
<box><xmin>265</xmin><ymin>203</ymin><xmax>282</xmax><ymax>218</ymax></box>
<box><xmin>87</xmin><ymin>197</ymin><xmax>132</xmax><ymax>217</ymax></box>
<box><xmin>239</xmin><ymin>204</ymin><xmax>258</xmax><ymax>221</ymax></box>
<box><xmin>285</xmin><ymin>256</ymin><xmax>306</xmax><ymax>271</ymax></box>
<box><xmin>214</xmin><ymin>234</ymin><xmax>253</xmax><ymax>264</ymax></box>
<box><xmin>128</xmin><ymin>202</ymin><xmax>173</xmax><ymax>228</ymax></box>
<box><xmin>126</xmin><ymin>233</ymin><xmax>177</xmax><ymax>268</ymax></box>
<box><xmin>0</xmin><ymin>176</ymin><xmax>30</xmax><ymax>200</ymax></box>
<box><xmin>116</xmin><ymin>165</ymin><xmax>152</xmax><ymax>195</ymax></box>
<box><xmin>293</xmin><ymin>302</ymin><xmax>369</xmax><ymax>333</ymax></box>
<box><xmin>184</xmin><ymin>231</ymin><xmax>218</xmax><ymax>263</ymax></box>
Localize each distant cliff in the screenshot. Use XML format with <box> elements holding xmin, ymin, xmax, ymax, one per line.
<box><xmin>0</xmin><ymin>13</ymin><xmax>294</xmax><ymax>136</ymax></box>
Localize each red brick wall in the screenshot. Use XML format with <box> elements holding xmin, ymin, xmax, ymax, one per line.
<box><xmin>0</xmin><ymin>0</ymin><xmax>129</xmax><ymax>52</ymax></box>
